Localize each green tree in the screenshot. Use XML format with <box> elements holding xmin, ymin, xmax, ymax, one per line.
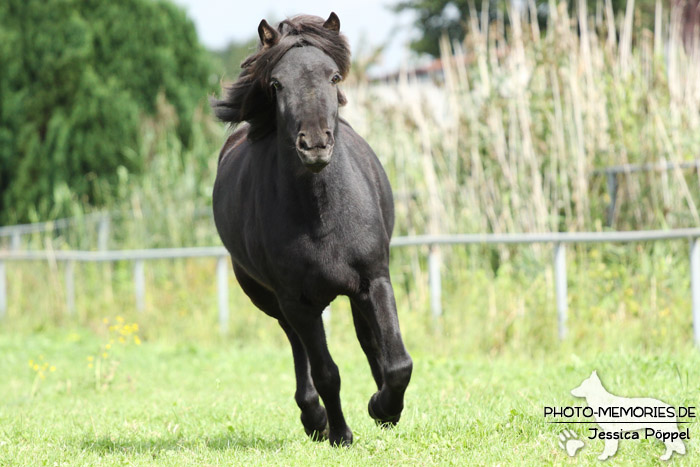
<box><xmin>0</xmin><ymin>0</ymin><xmax>214</xmax><ymax>223</ymax></box>
<box><xmin>211</xmin><ymin>38</ymin><xmax>259</xmax><ymax>81</ymax></box>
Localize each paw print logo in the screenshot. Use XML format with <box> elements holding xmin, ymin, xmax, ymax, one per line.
<box><xmin>558</xmin><ymin>429</ymin><xmax>584</xmax><ymax>457</ymax></box>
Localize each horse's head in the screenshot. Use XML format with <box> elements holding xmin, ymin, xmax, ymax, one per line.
<box><xmin>211</xmin><ymin>13</ymin><xmax>350</xmax><ymax>173</ymax></box>
<box><xmin>261</xmin><ymin>13</ymin><xmax>346</xmax><ymax>173</ymax></box>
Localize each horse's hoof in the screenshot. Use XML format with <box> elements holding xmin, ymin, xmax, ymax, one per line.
<box><xmin>329</xmin><ymin>426</ymin><xmax>353</xmax><ymax>447</ymax></box>
<box><xmin>302</xmin><ymin>407</ymin><xmax>328</xmax><ymax>441</ymax></box>
<box><xmin>368</xmin><ymin>392</ymin><xmax>401</xmax><ymax>427</ymax></box>
<box><xmin>304</xmin><ymin>422</ymin><xmax>329</xmax><ymax>442</ymax></box>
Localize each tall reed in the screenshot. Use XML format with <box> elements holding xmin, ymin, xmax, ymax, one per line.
<box><xmin>343</xmin><ymin>0</ymin><xmax>700</xmax><ymax>238</ymax></box>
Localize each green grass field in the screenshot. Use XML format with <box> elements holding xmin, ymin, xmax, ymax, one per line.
<box><xmin>2</xmin><ymin>311</ymin><xmax>699</xmax><ymax>465</ymax></box>
<box><xmin>1</xmin><ymin>240</ymin><xmax>699</xmax><ymax>465</ymax></box>
<box><xmin>2</xmin><ymin>245</ymin><xmax>700</xmax><ymax>464</ymax></box>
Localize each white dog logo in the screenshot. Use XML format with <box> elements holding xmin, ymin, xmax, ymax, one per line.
<box><xmin>571</xmin><ymin>371</ymin><xmax>687</xmax><ymax>461</ymax></box>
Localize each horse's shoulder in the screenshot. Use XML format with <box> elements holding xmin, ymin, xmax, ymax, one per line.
<box><xmin>218</xmin><ymin>124</ymin><xmax>250</xmax><ymax>165</ymax></box>
<box><xmin>338</xmin><ymin>119</ymin><xmax>374</xmax><ymax>153</ymax></box>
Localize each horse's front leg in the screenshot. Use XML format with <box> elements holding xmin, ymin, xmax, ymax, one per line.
<box><xmin>351</xmin><ymin>275</ymin><xmax>413</xmax><ymax>426</ymax></box>
<box><xmin>232</xmin><ymin>264</ymin><xmax>328</xmax><ymax>440</ymax></box>
<box><xmin>278</xmin><ymin>319</ymin><xmax>328</xmax><ymax>441</ymax></box>
<box><xmin>350</xmin><ymin>303</ymin><xmax>384</xmax><ymax>390</ymax></box>
<box><xmin>280</xmin><ymin>301</ymin><xmax>353</xmax><ymax>446</ymax></box>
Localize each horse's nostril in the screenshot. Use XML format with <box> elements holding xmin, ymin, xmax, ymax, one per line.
<box><xmin>297</xmin><ymin>133</ymin><xmax>310</xmax><ymax>150</ymax></box>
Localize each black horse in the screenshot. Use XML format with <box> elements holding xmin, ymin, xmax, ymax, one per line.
<box><xmin>211</xmin><ymin>13</ymin><xmax>412</xmax><ymax>446</ymax></box>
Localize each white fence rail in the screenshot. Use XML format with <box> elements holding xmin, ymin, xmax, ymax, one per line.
<box><xmin>2</xmin><ymin>229</ymin><xmax>700</xmax><ymax>345</ymax></box>
<box><xmin>0</xmin><ymin>212</ymin><xmax>112</xmax><ymax>251</ymax></box>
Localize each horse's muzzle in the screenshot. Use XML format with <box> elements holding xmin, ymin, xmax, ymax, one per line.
<box><xmin>296</xmin><ymin>130</ymin><xmax>334</xmax><ymax>173</ymax></box>
<box><xmin>297</xmin><ymin>146</ymin><xmax>333</xmax><ymax>173</ymax></box>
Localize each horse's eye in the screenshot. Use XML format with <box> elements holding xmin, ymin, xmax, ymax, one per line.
<box><xmin>331</xmin><ymin>74</ymin><xmax>342</xmax><ymax>85</ymax></box>
<box><xmin>270</xmin><ymin>79</ymin><xmax>282</xmax><ymax>91</ymax></box>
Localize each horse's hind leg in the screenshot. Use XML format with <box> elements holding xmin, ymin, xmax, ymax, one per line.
<box><xmin>232</xmin><ymin>264</ymin><xmax>327</xmax><ymax>440</ymax></box>
<box><xmin>351</xmin><ymin>276</ymin><xmax>413</xmax><ymax>426</ymax></box>
<box><xmin>278</xmin><ymin>319</ymin><xmax>329</xmax><ymax>441</ymax></box>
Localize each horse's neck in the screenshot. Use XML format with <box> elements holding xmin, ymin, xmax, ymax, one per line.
<box><xmin>274</xmin><ymin>135</ymin><xmax>348</xmax><ymax>224</ymax></box>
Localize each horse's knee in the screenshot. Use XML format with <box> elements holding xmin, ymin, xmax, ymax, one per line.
<box><xmin>385</xmin><ymin>355</ymin><xmax>412</xmax><ymax>392</ymax></box>
<box><xmin>295</xmin><ymin>388</ymin><xmax>320</xmax><ymax>411</ymax></box>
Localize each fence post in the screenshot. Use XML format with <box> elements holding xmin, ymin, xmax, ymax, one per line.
<box><xmin>134</xmin><ymin>260</ymin><xmax>145</xmax><ymax>312</ymax></box>
<box><xmin>554</xmin><ymin>243</ymin><xmax>568</xmax><ymax>340</ymax></box>
<box><xmin>605</xmin><ymin>172</ymin><xmax>619</xmax><ymax>227</ymax></box>
<box><xmin>65</xmin><ymin>261</ymin><xmax>75</xmax><ymax>314</ymax></box>
<box><xmin>97</xmin><ymin>214</ymin><xmax>110</xmax><ymax>251</ymax></box>
<box><xmin>428</xmin><ymin>246</ymin><xmax>442</xmax><ymax>318</ymax></box>
<box><xmin>322</xmin><ymin>305</ymin><xmax>332</xmax><ymax>337</ymax></box>
<box><xmin>691</xmin><ymin>238</ymin><xmax>700</xmax><ymax>347</ymax></box>
<box><xmin>217</xmin><ymin>256</ymin><xmax>229</xmax><ymax>335</ymax></box>
<box><xmin>10</xmin><ymin>232</ymin><xmax>21</xmax><ymax>251</ymax></box>
<box><xmin>0</xmin><ymin>260</ymin><xmax>6</xmax><ymax>319</ymax></box>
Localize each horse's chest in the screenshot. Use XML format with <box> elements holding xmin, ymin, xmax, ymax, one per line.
<box><xmin>275</xmin><ymin>233</ymin><xmax>352</xmax><ymax>275</ymax></box>
<box><xmin>265</xmin><ymin>227</ymin><xmax>377</xmax><ymax>297</ymax></box>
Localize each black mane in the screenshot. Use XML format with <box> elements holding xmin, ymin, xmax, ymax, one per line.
<box><xmin>211</xmin><ymin>15</ymin><xmax>351</xmax><ymax>141</ymax></box>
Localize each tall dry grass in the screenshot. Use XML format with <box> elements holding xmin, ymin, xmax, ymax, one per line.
<box><xmin>343</xmin><ymin>0</ymin><xmax>700</xmax><ymax>238</ymax></box>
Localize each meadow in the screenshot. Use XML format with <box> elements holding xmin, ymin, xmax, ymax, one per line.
<box><xmin>2</xmin><ymin>306</ymin><xmax>699</xmax><ymax>466</ymax></box>
<box><xmin>1</xmin><ymin>242</ymin><xmax>699</xmax><ymax>464</ymax></box>
<box><xmin>3</xmin><ymin>2</ymin><xmax>700</xmax><ymax>465</ymax></box>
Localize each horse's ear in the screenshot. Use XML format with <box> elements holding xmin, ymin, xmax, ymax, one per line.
<box><xmin>258</xmin><ymin>19</ymin><xmax>280</xmax><ymax>47</ymax></box>
<box><xmin>323</xmin><ymin>12</ymin><xmax>340</xmax><ymax>32</ymax></box>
